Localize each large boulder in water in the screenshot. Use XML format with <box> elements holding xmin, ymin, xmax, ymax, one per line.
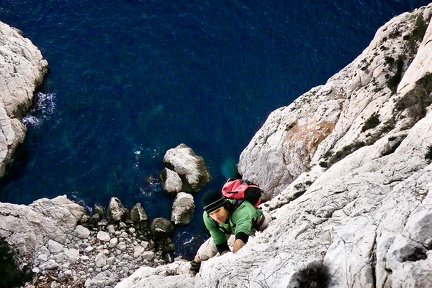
<box><xmin>0</xmin><ymin>21</ymin><xmax>49</xmax><ymax>177</ymax></box>
<box><xmin>161</xmin><ymin>143</ymin><xmax>210</xmax><ymax>194</ymax></box>
<box><xmin>171</xmin><ymin>192</ymin><xmax>195</xmax><ymax>225</ymax></box>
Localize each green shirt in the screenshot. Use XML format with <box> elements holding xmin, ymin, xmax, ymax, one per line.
<box><xmin>203</xmin><ymin>200</ymin><xmax>263</xmax><ymax>246</ymax></box>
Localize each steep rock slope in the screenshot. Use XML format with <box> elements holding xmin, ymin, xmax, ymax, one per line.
<box><xmin>0</xmin><ymin>22</ymin><xmax>48</xmax><ymax>176</ymax></box>
<box><xmin>200</xmin><ymin>3</ymin><xmax>432</xmax><ymax>287</ymax></box>
<box><xmin>116</xmin><ymin>4</ymin><xmax>432</xmax><ymax>287</ymax></box>
<box><xmin>238</xmin><ymin>4</ymin><xmax>432</xmax><ymax>199</ymax></box>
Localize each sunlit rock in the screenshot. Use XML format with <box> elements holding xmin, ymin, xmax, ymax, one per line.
<box><xmin>0</xmin><ymin>21</ymin><xmax>48</xmax><ymax>176</ymax></box>
<box><xmin>162</xmin><ymin>143</ymin><xmax>210</xmax><ymax>193</ymax></box>
<box><xmin>118</xmin><ymin>4</ymin><xmax>432</xmax><ymax>287</ymax></box>
<box><xmin>171</xmin><ymin>192</ymin><xmax>195</xmax><ymax>225</ymax></box>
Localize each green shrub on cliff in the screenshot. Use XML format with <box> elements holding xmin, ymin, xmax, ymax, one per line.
<box><xmin>395</xmin><ymin>73</ymin><xmax>432</xmax><ymax>123</ymax></box>
<box><xmin>362</xmin><ymin>113</ymin><xmax>381</xmax><ymax>132</ymax></box>
<box><xmin>0</xmin><ymin>237</ymin><xmax>33</xmax><ymax>288</ymax></box>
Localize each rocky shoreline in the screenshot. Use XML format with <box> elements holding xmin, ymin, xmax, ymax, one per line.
<box><xmin>0</xmin><ymin>116</ymin><xmax>204</xmax><ymax>287</ymax></box>
<box><xmin>1</xmin><ymin>143</ymin><xmax>209</xmax><ymax>287</ymax></box>
<box><xmin>1</xmin><ymin>192</ymin><xmax>198</xmax><ymax>288</ymax></box>
<box><xmin>0</xmin><ymin>14</ymin><xmax>209</xmax><ymax>288</ymax></box>
<box><xmin>26</xmin><ymin>198</ymin><xmax>174</xmax><ymax>288</ymax></box>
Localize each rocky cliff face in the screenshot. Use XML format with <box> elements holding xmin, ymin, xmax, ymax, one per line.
<box><xmin>0</xmin><ymin>22</ymin><xmax>48</xmax><ymax>176</ymax></box>
<box><xmin>2</xmin><ymin>3</ymin><xmax>432</xmax><ymax>288</ymax></box>
<box><xmin>116</xmin><ymin>3</ymin><xmax>432</xmax><ymax>287</ymax></box>
<box><xmin>238</xmin><ymin>4</ymin><xmax>432</xmax><ymax>200</ymax></box>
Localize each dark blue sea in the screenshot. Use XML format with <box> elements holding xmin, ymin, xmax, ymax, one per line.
<box><xmin>0</xmin><ymin>0</ymin><xmax>430</xmax><ymax>258</ymax></box>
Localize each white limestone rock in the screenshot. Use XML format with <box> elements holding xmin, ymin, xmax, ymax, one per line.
<box><xmin>171</xmin><ymin>192</ymin><xmax>195</xmax><ymax>225</ymax></box>
<box><xmin>130</xmin><ymin>203</ymin><xmax>148</xmax><ymax>229</ymax></box>
<box><xmin>238</xmin><ymin>84</ymin><xmax>342</xmax><ymax>200</ymax></box>
<box><xmin>142</xmin><ymin>251</ymin><xmax>154</xmax><ymax>261</ymax></box>
<box><xmin>107</xmin><ymin>197</ymin><xmax>129</xmax><ymax>222</ymax></box>
<box><xmin>95</xmin><ymin>252</ymin><xmax>107</xmax><ymax>268</ymax></box>
<box><xmin>161</xmin><ymin>167</ymin><xmax>183</xmax><ymax>196</ymax></box>
<box><xmin>0</xmin><ymin>195</ymin><xmax>85</xmax><ymax>257</ymax></box>
<box><xmin>47</xmin><ymin>239</ymin><xmax>64</xmax><ymax>254</ymax></box>
<box><xmin>64</xmin><ymin>248</ymin><xmax>80</xmax><ymax>263</ymax></box>
<box><xmin>117</xmin><ymin>242</ymin><xmax>127</xmax><ymax>251</ymax></box>
<box><xmin>133</xmin><ymin>245</ymin><xmax>145</xmax><ymax>258</ymax></box>
<box><xmin>97</xmin><ymin>231</ymin><xmax>111</xmax><ymax>242</ymax></box>
<box><xmin>85</xmin><ymin>271</ymin><xmax>117</xmax><ymax>288</ymax></box>
<box><xmin>39</xmin><ymin>259</ymin><xmax>60</xmax><ymax>271</ymax></box>
<box><xmin>37</xmin><ymin>246</ymin><xmax>50</xmax><ymax>258</ymax></box>
<box><xmin>74</xmin><ymin>224</ymin><xmax>91</xmax><ymax>239</ymax></box>
<box><xmin>238</xmin><ymin>4</ymin><xmax>432</xmax><ymax>199</ymax></box>
<box><xmin>397</xmin><ymin>7</ymin><xmax>432</xmax><ymax>95</ymax></box>
<box><xmin>116</xmin><ymin>4</ymin><xmax>432</xmax><ymax>287</ymax></box>
<box><xmin>115</xmin><ymin>260</ymin><xmax>194</xmax><ymax>288</ymax></box>
<box><xmin>193</xmin><ymin>107</ymin><xmax>432</xmax><ymax>287</ymax></box>
<box><xmin>0</xmin><ymin>21</ymin><xmax>48</xmax><ymax>176</ymax></box>
<box><xmin>162</xmin><ymin>143</ymin><xmax>210</xmax><ymax>193</ymax></box>
<box><xmin>109</xmin><ymin>237</ymin><xmax>119</xmax><ymax>248</ymax></box>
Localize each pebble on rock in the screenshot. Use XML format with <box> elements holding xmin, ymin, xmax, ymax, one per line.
<box><xmin>97</xmin><ymin>231</ymin><xmax>111</xmax><ymax>242</ymax></box>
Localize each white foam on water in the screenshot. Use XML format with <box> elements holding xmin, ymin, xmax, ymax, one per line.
<box><xmin>23</xmin><ymin>92</ymin><xmax>56</xmax><ymax>127</ymax></box>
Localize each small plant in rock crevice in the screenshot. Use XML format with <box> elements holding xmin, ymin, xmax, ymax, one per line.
<box><xmin>406</xmin><ymin>14</ymin><xmax>428</xmax><ymax>54</ymax></box>
<box><xmin>319</xmin><ymin>161</ymin><xmax>328</xmax><ymax>168</ymax></box>
<box><xmin>425</xmin><ymin>145</ymin><xmax>432</xmax><ymax>163</ymax></box>
<box><xmin>362</xmin><ymin>113</ymin><xmax>381</xmax><ymax>132</ymax></box>
<box><xmin>385</xmin><ymin>56</ymin><xmax>395</xmax><ymax>66</ymax></box>
<box><xmin>286</xmin><ymin>122</ymin><xmax>296</xmax><ymax>131</ymax></box>
<box><xmin>395</xmin><ymin>73</ymin><xmax>432</xmax><ymax>123</ymax></box>
<box><xmin>291</xmin><ymin>261</ymin><xmax>330</xmax><ymax>288</ymax></box>
<box><xmin>327</xmin><ymin>141</ymin><xmax>367</xmax><ymax>166</ymax></box>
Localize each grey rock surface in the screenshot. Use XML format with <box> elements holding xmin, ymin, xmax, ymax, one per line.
<box><xmin>162</xmin><ymin>143</ymin><xmax>210</xmax><ymax>193</ymax></box>
<box><xmin>0</xmin><ymin>21</ymin><xmax>48</xmax><ymax>176</ymax></box>
<box><xmin>0</xmin><ymin>195</ymin><xmax>85</xmax><ymax>257</ymax></box>
<box><xmin>3</xmin><ymin>3</ymin><xmax>432</xmax><ymax>288</ymax></box>
<box><xmin>116</xmin><ymin>4</ymin><xmax>432</xmax><ymax>288</ymax></box>
<box><xmin>171</xmin><ymin>192</ymin><xmax>195</xmax><ymax>225</ymax></box>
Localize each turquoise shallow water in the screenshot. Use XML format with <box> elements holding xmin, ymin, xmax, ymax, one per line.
<box><xmin>0</xmin><ymin>0</ymin><xmax>430</xmax><ymax>258</ymax></box>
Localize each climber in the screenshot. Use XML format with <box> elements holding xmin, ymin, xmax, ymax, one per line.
<box><xmin>190</xmin><ymin>189</ymin><xmax>271</xmax><ymax>273</ymax></box>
